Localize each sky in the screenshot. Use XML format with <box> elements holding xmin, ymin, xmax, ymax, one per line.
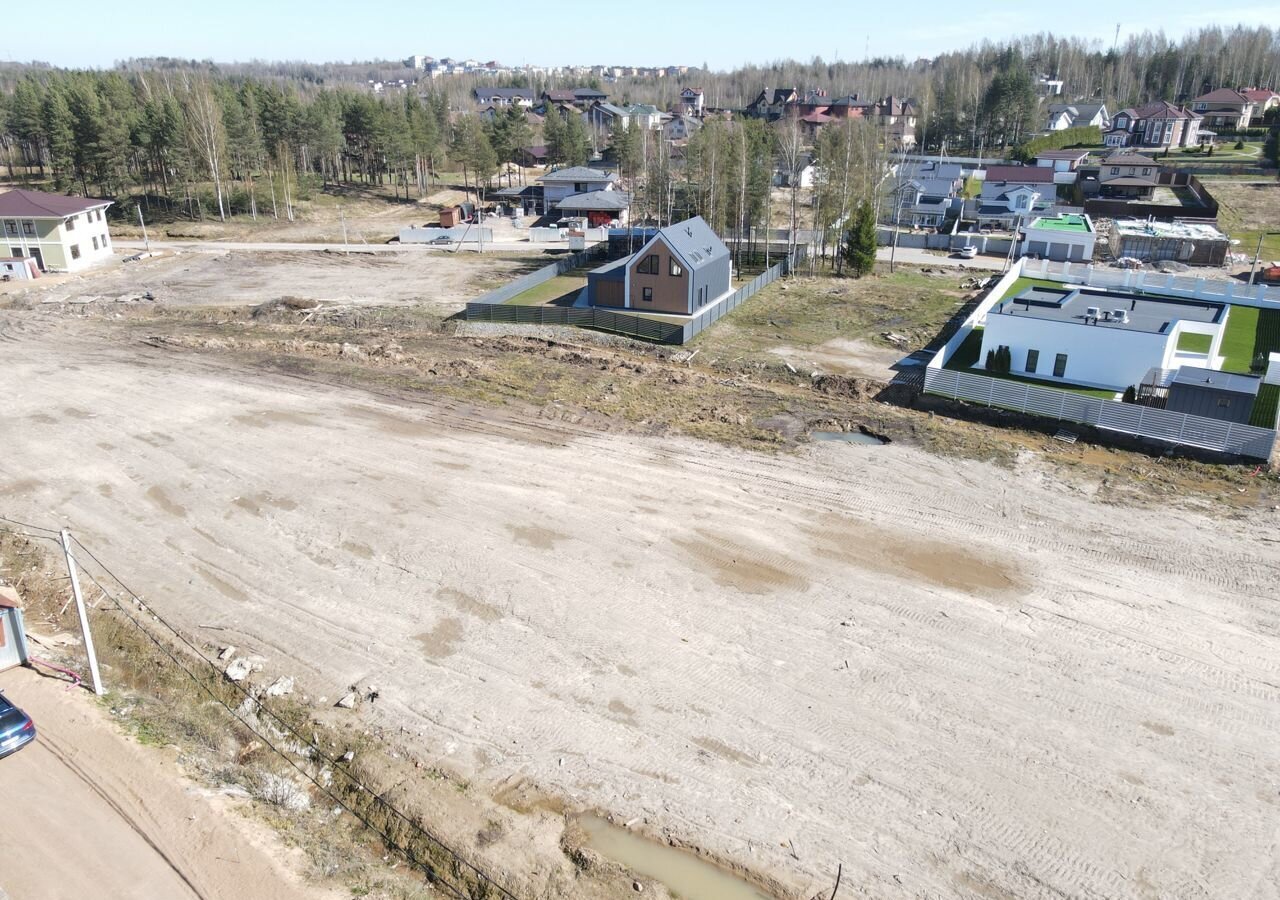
<box><xmin>10</xmin><ymin>1</ymin><xmax>1280</xmax><ymax>71</ymax></box>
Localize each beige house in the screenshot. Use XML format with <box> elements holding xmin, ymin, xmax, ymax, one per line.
<box><xmin>0</xmin><ymin>189</ymin><xmax>114</xmax><ymax>273</ymax></box>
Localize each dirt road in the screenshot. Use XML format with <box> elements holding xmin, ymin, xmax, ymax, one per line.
<box><xmin>2</xmin><ymin>312</ymin><xmax>1279</xmax><ymax>898</ymax></box>
<box><xmin>0</xmin><ymin>667</ymin><xmax>340</xmax><ymax>900</ymax></box>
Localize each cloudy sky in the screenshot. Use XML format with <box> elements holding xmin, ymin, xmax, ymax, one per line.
<box><xmin>11</xmin><ymin>1</ymin><xmax>1280</xmax><ymax>69</ymax></box>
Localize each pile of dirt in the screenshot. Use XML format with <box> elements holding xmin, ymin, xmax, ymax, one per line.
<box><xmin>810</xmin><ymin>373</ymin><xmax>881</xmax><ymax>401</ymax></box>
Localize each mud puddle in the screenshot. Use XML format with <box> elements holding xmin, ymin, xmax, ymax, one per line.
<box><xmin>576</xmin><ymin>814</ymin><xmax>775</xmax><ymax>899</ymax></box>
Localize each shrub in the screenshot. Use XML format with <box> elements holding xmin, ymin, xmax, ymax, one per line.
<box><xmin>1122</xmin><ymin>385</ymin><xmax>1137</xmax><ymax>403</ymax></box>
<box><xmin>1235</xmin><ymin>140</ymin><xmax>1246</xmax><ymax>150</ymax></box>
<box><xmin>985</xmin><ymin>348</ymin><xmax>996</xmax><ymax>370</ymax></box>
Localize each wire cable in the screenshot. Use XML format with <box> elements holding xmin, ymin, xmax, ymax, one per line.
<box><xmin>67</xmin><ymin>534</ymin><xmax>519</xmax><ymax>899</ymax></box>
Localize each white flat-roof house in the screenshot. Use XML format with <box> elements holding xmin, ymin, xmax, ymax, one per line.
<box><xmin>0</xmin><ymin>189</ymin><xmax>114</xmax><ymax>273</ymax></box>
<box><xmin>979</xmin><ymin>284</ymin><xmax>1232</xmax><ymax>390</ymax></box>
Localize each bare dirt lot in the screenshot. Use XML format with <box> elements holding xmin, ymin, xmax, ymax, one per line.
<box><xmin>0</xmin><ymin>247</ymin><xmax>543</xmax><ymax>312</ymax></box>
<box><xmin>3</xmin><ymin>305</ymin><xmax>1279</xmax><ymax>899</ymax></box>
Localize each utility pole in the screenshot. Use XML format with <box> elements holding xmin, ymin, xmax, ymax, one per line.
<box><xmin>339</xmin><ymin>205</ymin><xmax>348</xmax><ymax>253</ymax></box>
<box><xmin>59</xmin><ymin>530</ymin><xmax>104</xmax><ymax>696</ymax></box>
<box><xmin>1248</xmin><ymin>232</ymin><xmax>1280</xmax><ymax>285</ymax></box>
<box><xmin>137</xmin><ymin>204</ymin><xmax>150</xmax><ymax>255</ymax></box>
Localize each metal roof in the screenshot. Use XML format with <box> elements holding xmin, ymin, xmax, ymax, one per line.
<box><xmin>1171</xmin><ymin>365</ymin><xmax>1260</xmax><ymax>395</ymax></box>
<box><xmin>537</xmin><ymin>166</ymin><xmax>620</xmax><ymax>184</ymax></box>
<box><xmin>556</xmin><ymin>190</ymin><xmax>631</xmax><ymax>211</ymax></box>
<box><xmin>651</xmin><ymin>216</ymin><xmax>729</xmax><ymax>270</ymax></box>
<box><xmin>984</xmin><ymin>165</ymin><xmax>1056</xmax><ymax>184</ymax></box>
<box><xmin>994</xmin><ymin>286</ymin><xmax>1225</xmax><ymax>334</ymax></box>
<box><xmin>0</xmin><ymin>189</ymin><xmax>112</xmax><ymax>218</ymax></box>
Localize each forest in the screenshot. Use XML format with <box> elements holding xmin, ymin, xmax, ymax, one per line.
<box><xmin>0</xmin><ymin>24</ymin><xmax>1276</xmax><ymax>236</ymax></box>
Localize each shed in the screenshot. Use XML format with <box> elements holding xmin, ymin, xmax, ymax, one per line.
<box><xmin>1166</xmin><ymin>366</ymin><xmax>1260</xmax><ymax>425</ymax></box>
<box><xmin>0</xmin><ymin>586</ymin><xmax>31</xmax><ymax>672</ymax></box>
<box><xmin>586</xmin><ymin>255</ymin><xmax>629</xmax><ymax>308</ymax></box>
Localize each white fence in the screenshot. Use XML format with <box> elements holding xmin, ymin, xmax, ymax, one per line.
<box><xmin>1025</xmin><ymin>258</ymin><xmax>1280</xmax><ymax>308</ymax></box>
<box><xmin>924</xmin><ymin>367</ymin><xmax>1276</xmax><ymax>458</ymax></box>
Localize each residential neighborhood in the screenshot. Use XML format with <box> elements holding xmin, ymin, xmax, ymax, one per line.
<box><xmin>2</xmin><ymin>11</ymin><xmax>1280</xmax><ymax>900</ymax></box>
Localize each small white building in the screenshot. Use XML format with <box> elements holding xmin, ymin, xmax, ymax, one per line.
<box><xmin>536</xmin><ymin>166</ymin><xmax>620</xmax><ymax>214</ymax></box>
<box><xmin>979</xmin><ymin>284</ymin><xmax>1231</xmax><ymax>390</ymax></box>
<box><xmin>1020</xmin><ymin>214</ymin><xmax>1096</xmax><ymax>262</ymax></box>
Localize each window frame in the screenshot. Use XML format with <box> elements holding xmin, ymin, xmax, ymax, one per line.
<box><xmin>65</xmin><ymin>215</ymin><xmax>75</xmax><ymax>231</ymax></box>
<box><xmin>637</xmin><ymin>254</ymin><xmax>659</xmax><ymax>275</ymax></box>
<box><xmin>1053</xmin><ymin>353</ymin><xmax>1068</xmax><ymax>378</ymax></box>
<box><xmin>641</xmin><ymin>286</ymin><xmax>653</xmax><ymax>302</ymax></box>
<box><xmin>4</xmin><ymin>220</ymin><xmax>16</xmax><ymax>236</ymax></box>
<box><xmin>1025</xmin><ymin>349</ymin><xmax>1039</xmax><ymax>374</ymax></box>
<box><xmin>21</xmin><ymin>220</ymin><xmax>35</xmax><ymax>236</ymax></box>
<box><xmin>70</xmin><ymin>244</ymin><xmax>81</xmax><ymax>260</ymax></box>
<box><xmin>669</xmin><ymin>258</ymin><xmax>683</xmax><ymax>277</ymax></box>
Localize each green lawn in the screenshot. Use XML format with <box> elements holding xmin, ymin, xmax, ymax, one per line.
<box><xmin>1251</xmin><ymin>383</ymin><xmax>1280</xmax><ymax>429</ymax></box>
<box><xmin>974</xmin><ymin>369</ymin><xmax>1119</xmax><ymax>399</ymax></box>
<box><xmin>962</xmin><ymin>176</ymin><xmax>982</xmax><ymax>199</ymax></box>
<box><xmin>504</xmin><ymin>275</ymin><xmax>587</xmax><ymax>306</ymax></box>
<box><xmin>997</xmin><ymin>276</ymin><xmax>1070</xmax><ymax>303</ymax></box>
<box><xmin>1221</xmin><ymin>305</ymin><xmax>1280</xmax><ymax>373</ymax></box>
<box><xmin>1176</xmin><ymin>331</ymin><xmax>1213</xmax><ymax>354</ymax></box>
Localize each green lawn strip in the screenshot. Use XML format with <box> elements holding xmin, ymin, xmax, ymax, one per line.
<box><xmin>1250</xmin><ymin>383</ymin><xmax>1280</xmax><ymax>429</ymax></box>
<box><xmin>1220</xmin><ymin>305</ymin><xmax>1261</xmax><ymax>372</ymax></box>
<box><xmin>1176</xmin><ymin>332</ymin><xmax>1213</xmax><ymax>353</ymax></box>
<box><xmin>504</xmin><ymin>275</ymin><xmax>587</xmax><ymax>306</ymax></box>
<box><xmin>967</xmin><ymin>369</ymin><xmax>1119</xmax><ymax>399</ymax></box>
<box><xmin>996</xmin><ymin>276</ymin><xmax>1071</xmax><ymax>302</ymax></box>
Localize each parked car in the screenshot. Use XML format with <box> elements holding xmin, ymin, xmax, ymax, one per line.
<box><xmin>427</xmin><ymin>236</ymin><xmax>453</xmax><ymax>245</ymax></box>
<box><xmin>0</xmin><ymin>692</ymin><xmax>36</xmax><ymax>758</ymax></box>
<box><xmin>956</xmin><ymin>245</ymin><xmax>979</xmax><ymax>259</ymax></box>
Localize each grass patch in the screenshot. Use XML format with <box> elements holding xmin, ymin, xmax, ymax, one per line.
<box><xmin>997</xmin><ymin>276</ymin><xmax>1069</xmax><ymax>302</ymax></box>
<box><xmin>689</xmin><ymin>267</ymin><xmax>977</xmax><ymax>362</ymax></box>
<box><xmin>1221</xmin><ymin>305</ymin><xmax>1280</xmax><ymax>373</ymax></box>
<box><xmin>504</xmin><ymin>275</ymin><xmax>587</xmax><ymax>306</ymax></box>
<box><xmin>1251</xmin><ymin>383</ymin><xmax>1280</xmax><ymax>429</ymax></box>
<box><xmin>958</xmin><ymin>368</ymin><xmax>1119</xmax><ymax>399</ymax></box>
<box><xmin>962</xmin><ymin>176</ymin><xmax>982</xmax><ymax>199</ymax></box>
<box><xmin>1177</xmin><ymin>331</ymin><xmax>1213</xmax><ymax>354</ymax></box>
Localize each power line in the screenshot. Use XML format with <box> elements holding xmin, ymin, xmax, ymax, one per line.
<box><xmin>61</xmin><ymin>531</ymin><xmax>521</xmax><ymax>900</ymax></box>
<box><xmin>0</xmin><ymin>514</ymin><xmax>61</xmax><ymax>536</ymax></box>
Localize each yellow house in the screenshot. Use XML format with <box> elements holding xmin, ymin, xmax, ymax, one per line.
<box><xmin>0</xmin><ymin>189</ymin><xmax>114</xmax><ymax>273</ymax></box>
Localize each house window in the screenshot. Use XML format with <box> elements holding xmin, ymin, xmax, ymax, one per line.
<box><xmin>21</xmin><ymin>221</ymin><xmax>34</xmax><ymax>236</ymax></box>
<box><xmin>70</xmin><ymin>244</ymin><xmax>81</xmax><ymax>260</ymax></box>
<box><xmin>1053</xmin><ymin>353</ymin><xmax>1068</xmax><ymax>378</ymax></box>
<box><xmin>102</xmin><ymin>235</ymin><xmax>108</xmax><ymax>248</ymax></box>
<box><xmin>3</xmin><ymin>220</ymin><xmax>15</xmax><ymax>236</ymax></box>
<box><xmin>1110</xmin><ymin>167</ymin><xmax>1119</xmax><ymax>175</ymax></box>
<box><xmin>65</xmin><ymin>216</ymin><xmax>75</xmax><ymax>231</ymax></box>
<box><xmin>1025</xmin><ymin>349</ymin><xmax>1039</xmax><ymax>374</ymax></box>
<box><xmin>642</xmin><ymin>287</ymin><xmax>653</xmax><ymax>302</ymax></box>
<box><xmin>1217</xmin><ymin>397</ymin><xmax>1232</xmax><ymax>408</ymax></box>
<box><xmin>669</xmin><ymin>259</ymin><xmax>683</xmax><ymax>277</ymax></box>
<box><xmin>637</xmin><ymin>254</ymin><xmax>659</xmax><ymax>274</ymax></box>
<box><xmin>92</xmin><ymin>236</ymin><xmax>99</xmax><ymax>250</ymax></box>
<box><xmin>1142</xmin><ymin>168</ymin><xmax>1150</xmax><ymax>175</ymax></box>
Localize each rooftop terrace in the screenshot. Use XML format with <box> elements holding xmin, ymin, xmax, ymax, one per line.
<box><xmin>1029</xmin><ymin>214</ymin><xmax>1092</xmax><ymax>234</ymax></box>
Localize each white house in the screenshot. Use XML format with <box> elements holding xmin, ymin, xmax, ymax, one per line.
<box><xmin>536</xmin><ymin>166</ymin><xmax>621</xmax><ymax>214</ymax></box>
<box><xmin>662</xmin><ymin>114</ymin><xmax>702</xmax><ymax>141</ymax></box>
<box><xmin>979</xmin><ymin>284</ymin><xmax>1231</xmax><ymax>390</ymax></box>
<box><xmin>1043</xmin><ymin>103</ymin><xmax>1109</xmax><ymax>132</ymax></box>
<box><xmin>679</xmin><ymin>87</ymin><xmax>705</xmax><ymax>116</ymax></box>
<box><xmin>0</xmin><ymin>189</ymin><xmax>114</xmax><ymax>273</ymax></box>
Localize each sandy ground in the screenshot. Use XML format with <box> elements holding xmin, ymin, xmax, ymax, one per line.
<box><xmin>0</xmin><ymin>248</ymin><xmax>541</xmax><ymax>312</ymax></box>
<box><xmin>768</xmin><ymin>338</ymin><xmax>906</xmax><ymax>381</ymax></box>
<box><xmin>0</xmin><ymin>666</ymin><xmax>342</xmax><ymax>900</ymax></box>
<box><xmin>3</xmin><ymin>312</ymin><xmax>1280</xmax><ymax>899</ymax></box>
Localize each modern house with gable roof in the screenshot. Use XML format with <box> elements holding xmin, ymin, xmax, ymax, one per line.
<box><xmin>587</xmin><ymin>216</ymin><xmax>730</xmax><ymax>315</ymax></box>
<box><xmin>0</xmin><ymin>188</ymin><xmax>114</xmax><ymax>273</ymax></box>
<box><xmin>1190</xmin><ymin>88</ymin><xmax>1253</xmax><ymax>129</ymax></box>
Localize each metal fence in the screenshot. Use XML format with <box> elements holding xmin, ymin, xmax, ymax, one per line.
<box><xmin>462</xmin><ymin>302</ymin><xmax>687</xmax><ymax>343</ymax></box>
<box><xmin>924</xmin><ymin>367</ymin><xmax>1276</xmax><ymax>458</ymax></box>
<box><xmin>1025</xmin><ymin>258</ymin><xmax>1280</xmax><ymax>308</ymax></box>
<box><xmin>683</xmin><ymin>255</ymin><xmax>791</xmax><ymax>341</ymax></box>
<box><xmin>469</xmin><ymin>245</ymin><xmax>604</xmax><ymax>306</ymax></box>
<box><xmin>463</xmin><ymin>250</ymin><xmax>796</xmax><ymax>345</ymax></box>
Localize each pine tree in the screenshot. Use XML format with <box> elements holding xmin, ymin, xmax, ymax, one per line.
<box><xmin>844</xmin><ymin>200</ymin><xmax>877</xmax><ymax>277</ymax></box>
<box><xmin>42</xmin><ymin>89</ymin><xmax>76</xmax><ymax>192</ymax></box>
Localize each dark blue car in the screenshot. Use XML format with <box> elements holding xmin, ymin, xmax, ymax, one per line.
<box><xmin>0</xmin><ymin>691</ymin><xmax>36</xmax><ymax>758</ymax></box>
